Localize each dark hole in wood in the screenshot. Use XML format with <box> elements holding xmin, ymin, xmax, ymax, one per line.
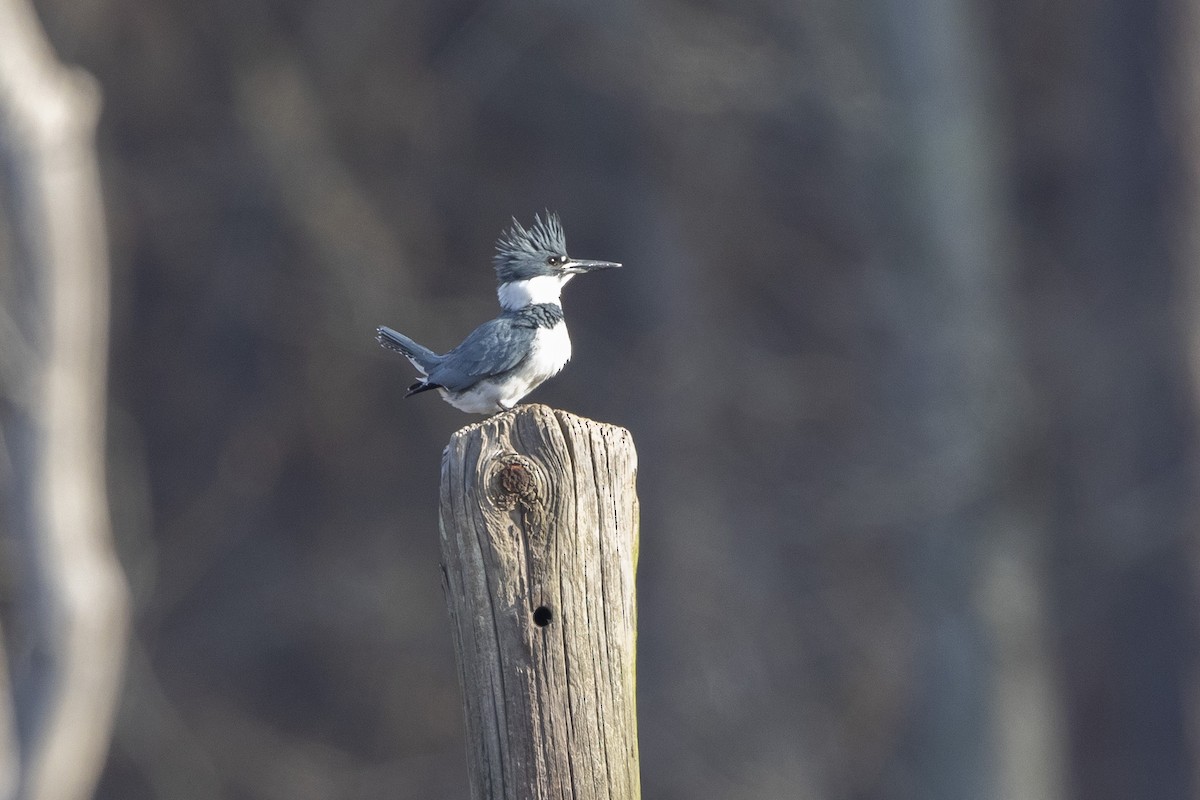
<box><xmin>532</xmin><ymin>606</ymin><xmax>553</xmax><ymax>627</ymax></box>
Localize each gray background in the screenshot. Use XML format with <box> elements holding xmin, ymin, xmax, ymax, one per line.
<box><xmin>21</xmin><ymin>0</ymin><xmax>1200</xmax><ymax>797</ymax></box>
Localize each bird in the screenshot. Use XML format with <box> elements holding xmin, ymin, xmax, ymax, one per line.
<box><xmin>376</xmin><ymin>212</ymin><xmax>621</xmax><ymax>414</ymax></box>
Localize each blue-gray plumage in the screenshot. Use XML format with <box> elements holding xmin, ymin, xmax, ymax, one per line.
<box><xmin>376</xmin><ymin>213</ymin><xmax>619</xmax><ymax>414</ymax></box>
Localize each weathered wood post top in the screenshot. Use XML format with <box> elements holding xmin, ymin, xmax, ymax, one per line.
<box><xmin>439</xmin><ymin>403</ymin><xmax>640</xmax><ymax>800</ymax></box>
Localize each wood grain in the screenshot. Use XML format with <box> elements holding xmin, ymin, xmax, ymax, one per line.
<box><xmin>439</xmin><ymin>404</ymin><xmax>640</xmax><ymax>800</ymax></box>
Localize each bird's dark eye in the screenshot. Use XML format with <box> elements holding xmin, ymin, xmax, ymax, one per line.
<box><xmin>547</xmin><ymin>255</ymin><xmax>566</xmax><ymax>266</ymax></box>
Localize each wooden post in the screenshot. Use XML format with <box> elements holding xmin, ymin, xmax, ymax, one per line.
<box><xmin>439</xmin><ymin>404</ymin><xmax>640</xmax><ymax>800</ymax></box>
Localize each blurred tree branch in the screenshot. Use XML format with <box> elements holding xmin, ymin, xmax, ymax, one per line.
<box><xmin>0</xmin><ymin>0</ymin><xmax>129</xmax><ymax>798</ymax></box>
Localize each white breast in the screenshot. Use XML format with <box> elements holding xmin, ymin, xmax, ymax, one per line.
<box><xmin>528</xmin><ymin>320</ymin><xmax>572</xmax><ymax>378</ymax></box>
<box><xmin>490</xmin><ymin>321</ymin><xmax>571</xmax><ymax>408</ymax></box>
<box><xmin>440</xmin><ymin>321</ymin><xmax>572</xmax><ymax>413</ymax></box>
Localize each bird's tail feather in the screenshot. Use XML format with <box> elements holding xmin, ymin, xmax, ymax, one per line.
<box><xmin>376</xmin><ymin>326</ymin><xmax>441</xmax><ymax>375</ymax></box>
<box><xmin>405</xmin><ymin>381</ymin><xmax>441</xmax><ymax>398</ymax></box>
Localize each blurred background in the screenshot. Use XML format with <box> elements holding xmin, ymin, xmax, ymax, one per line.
<box><xmin>2</xmin><ymin>0</ymin><xmax>1199</xmax><ymax>797</ymax></box>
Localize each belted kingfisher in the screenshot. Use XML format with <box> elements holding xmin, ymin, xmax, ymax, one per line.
<box><xmin>376</xmin><ymin>213</ymin><xmax>620</xmax><ymax>414</ymax></box>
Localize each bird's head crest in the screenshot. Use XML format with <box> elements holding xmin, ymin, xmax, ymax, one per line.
<box><xmin>493</xmin><ymin>212</ymin><xmax>568</xmax><ymax>283</ymax></box>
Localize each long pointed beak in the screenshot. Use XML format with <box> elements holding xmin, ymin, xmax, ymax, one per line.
<box><xmin>565</xmin><ymin>259</ymin><xmax>622</xmax><ymax>274</ymax></box>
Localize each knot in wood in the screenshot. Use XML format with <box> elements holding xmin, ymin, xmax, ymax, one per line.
<box><xmin>491</xmin><ymin>455</ymin><xmax>546</xmax><ymax>532</ymax></box>
<box><xmin>499</xmin><ymin>461</ymin><xmax>535</xmax><ymax>499</ymax></box>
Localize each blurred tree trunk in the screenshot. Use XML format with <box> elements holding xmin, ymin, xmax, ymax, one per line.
<box><xmin>0</xmin><ymin>1</ymin><xmax>129</xmax><ymax>799</ymax></box>
<box><xmin>863</xmin><ymin>0</ymin><xmax>1054</xmax><ymax>796</ymax></box>
<box><xmin>868</xmin><ymin>0</ymin><xmax>1200</xmax><ymax>795</ymax></box>
<box><xmin>987</xmin><ymin>0</ymin><xmax>1200</xmax><ymax>798</ymax></box>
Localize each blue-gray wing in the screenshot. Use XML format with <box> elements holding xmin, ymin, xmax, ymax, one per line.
<box><xmin>426</xmin><ymin>316</ymin><xmax>535</xmax><ymax>391</ymax></box>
